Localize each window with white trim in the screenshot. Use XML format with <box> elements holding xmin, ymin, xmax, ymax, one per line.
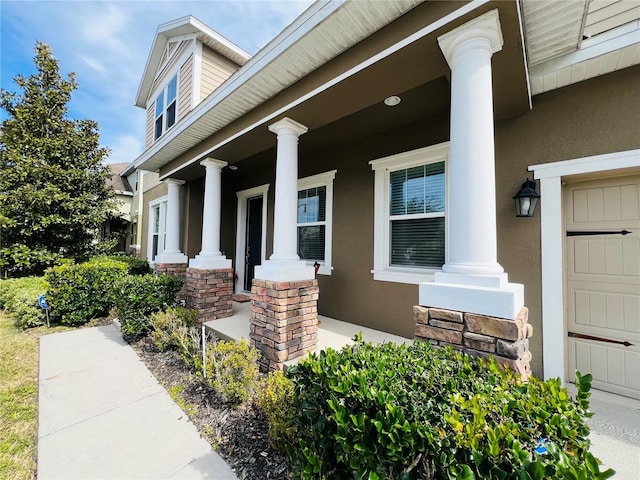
<box><xmin>154</xmin><ymin>75</ymin><xmax>178</xmax><ymax>140</ymax></box>
<box><xmin>370</xmin><ymin>143</ymin><xmax>449</xmax><ymax>284</ymax></box>
<box><xmin>297</xmin><ymin>170</ymin><xmax>336</xmax><ymax>275</ymax></box>
<box><xmin>147</xmin><ymin>197</ymin><xmax>167</xmax><ymax>262</ymax></box>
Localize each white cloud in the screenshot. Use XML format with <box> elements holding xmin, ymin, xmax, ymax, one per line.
<box><xmin>105</xmin><ymin>134</ymin><xmax>144</xmax><ymax>165</ymax></box>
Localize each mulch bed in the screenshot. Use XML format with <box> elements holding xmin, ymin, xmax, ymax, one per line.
<box><xmin>130</xmin><ymin>336</ymin><xmax>293</xmax><ymax>479</ymax></box>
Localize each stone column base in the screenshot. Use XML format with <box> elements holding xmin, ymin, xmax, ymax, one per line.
<box><xmin>154</xmin><ymin>262</ymin><xmax>188</xmax><ymax>302</ymax></box>
<box><xmin>250</xmin><ymin>278</ymin><xmax>319</xmax><ymax>371</ymax></box>
<box><xmin>185</xmin><ymin>268</ymin><xmax>234</xmax><ymax>323</ymax></box>
<box><xmin>414</xmin><ymin>306</ymin><xmax>532</xmax><ymax>380</ymax></box>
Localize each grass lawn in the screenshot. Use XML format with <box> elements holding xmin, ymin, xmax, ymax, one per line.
<box><xmin>0</xmin><ymin>311</ymin><xmax>71</xmax><ymax>480</ymax></box>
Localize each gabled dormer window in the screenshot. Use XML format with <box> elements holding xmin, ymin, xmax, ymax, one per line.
<box><xmin>154</xmin><ymin>75</ymin><xmax>178</xmax><ymax>140</ymax></box>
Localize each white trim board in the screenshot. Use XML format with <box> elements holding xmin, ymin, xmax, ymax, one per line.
<box><xmin>530</xmin><ymin>149</ymin><xmax>640</xmax><ymax>382</ymax></box>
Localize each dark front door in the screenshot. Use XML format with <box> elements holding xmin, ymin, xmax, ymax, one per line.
<box><xmin>244</xmin><ymin>196</ymin><xmax>263</xmax><ymax>291</ymax></box>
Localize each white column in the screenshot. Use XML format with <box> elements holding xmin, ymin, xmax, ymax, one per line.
<box><xmin>190</xmin><ymin>158</ymin><xmax>232</xmax><ymax>269</ymax></box>
<box><xmin>154</xmin><ymin>179</ymin><xmax>188</xmax><ymax>264</ymax></box>
<box><xmin>420</xmin><ymin>10</ymin><xmax>523</xmax><ymax>319</ymax></box>
<box><xmin>255</xmin><ymin>117</ymin><xmax>314</xmax><ymax>281</ymax></box>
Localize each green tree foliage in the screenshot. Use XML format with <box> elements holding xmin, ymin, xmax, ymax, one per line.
<box><xmin>0</xmin><ymin>42</ymin><xmax>117</xmax><ymax>277</ymax></box>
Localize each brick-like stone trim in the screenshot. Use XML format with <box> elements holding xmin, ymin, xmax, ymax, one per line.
<box><xmin>185</xmin><ymin>268</ymin><xmax>233</xmax><ymax>323</ymax></box>
<box><xmin>413</xmin><ymin>306</ymin><xmax>532</xmax><ymax>380</ymax></box>
<box><xmin>250</xmin><ymin>278</ymin><xmax>319</xmax><ymax>371</ymax></box>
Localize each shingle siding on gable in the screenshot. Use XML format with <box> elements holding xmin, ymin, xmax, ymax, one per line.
<box><xmin>178</xmin><ymin>53</ymin><xmax>194</xmax><ymax>121</ymax></box>
<box><xmin>200</xmin><ymin>45</ymin><xmax>240</xmax><ymax>101</ymax></box>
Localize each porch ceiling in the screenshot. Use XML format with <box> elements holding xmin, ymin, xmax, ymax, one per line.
<box><xmin>161</xmin><ymin>0</ymin><xmax>528</xmax><ymax>182</ymax></box>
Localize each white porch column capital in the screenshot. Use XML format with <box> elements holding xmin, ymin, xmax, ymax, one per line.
<box><xmin>268</xmin><ymin>117</ymin><xmax>308</xmax><ymax>137</ymax></box>
<box><xmin>200</xmin><ymin>158</ymin><xmax>228</xmax><ymax>169</ymax></box>
<box><xmin>155</xmin><ymin>178</ymin><xmax>188</xmax><ymax>264</ymax></box>
<box><xmin>437</xmin><ymin>9</ymin><xmax>503</xmax><ymax>67</ymax></box>
<box><xmin>256</xmin><ymin>117</ymin><xmax>314</xmax><ymax>282</ymax></box>
<box><xmin>190</xmin><ymin>157</ymin><xmax>231</xmax><ymax>270</ymax></box>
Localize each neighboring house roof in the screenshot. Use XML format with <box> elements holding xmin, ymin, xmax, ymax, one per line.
<box><xmin>107</xmin><ymin>163</ymin><xmax>133</xmax><ymax>195</ymax></box>
<box><xmin>129</xmin><ymin>0</ymin><xmax>640</xmax><ymax>176</ymax></box>
<box><xmin>135</xmin><ymin>15</ymin><xmax>252</xmax><ymax>108</ymax></box>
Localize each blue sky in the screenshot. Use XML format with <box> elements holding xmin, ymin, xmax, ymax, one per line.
<box><xmin>1</xmin><ymin>0</ymin><xmax>313</xmax><ymax>164</ymax></box>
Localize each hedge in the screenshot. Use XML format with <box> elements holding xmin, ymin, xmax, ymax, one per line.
<box><xmin>0</xmin><ymin>277</ymin><xmax>47</xmax><ymax>328</ymax></box>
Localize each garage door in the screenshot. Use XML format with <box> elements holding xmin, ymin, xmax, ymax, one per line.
<box><xmin>565</xmin><ymin>174</ymin><xmax>640</xmax><ymax>399</ymax></box>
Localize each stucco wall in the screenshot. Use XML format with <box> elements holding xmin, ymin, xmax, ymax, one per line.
<box><xmin>495</xmin><ymin>65</ymin><xmax>640</xmax><ymax>376</ymax></box>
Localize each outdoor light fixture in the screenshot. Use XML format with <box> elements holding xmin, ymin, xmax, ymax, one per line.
<box><xmin>228</xmin><ymin>165</ymin><xmax>238</xmax><ymax>171</ymax></box>
<box><xmin>384</xmin><ymin>95</ymin><xmax>401</xmax><ymax>107</ymax></box>
<box><xmin>513</xmin><ymin>178</ymin><xmax>540</xmax><ymax>218</ymax></box>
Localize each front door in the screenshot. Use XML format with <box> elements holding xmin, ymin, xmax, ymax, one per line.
<box><xmin>244</xmin><ymin>196</ymin><xmax>263</xmax><ymax>291</ymax></box>
<box><xmin>565</xmin><ymin>174</ymin><xmax>640</xmax><ymax>399</ymax></box>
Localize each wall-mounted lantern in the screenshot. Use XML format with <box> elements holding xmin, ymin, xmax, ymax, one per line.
<box><xmin>513</xmin><ymin>178</ymin><xmax>540</xmax><ymax>217</ymax></box>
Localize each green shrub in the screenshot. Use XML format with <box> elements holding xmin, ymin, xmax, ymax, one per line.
<box><xmin>114</xmin><ymin>273</ymin><xmax>183</xmax><ymax>342</ymax></box>
<box><xmin>92</xmin><ymin>254</ymin><xmax>150</xmax><ymax>275</ymax></box>
<box><xmin>0</xmin><ymin>277</ymin><xmax>47</xmax><ymax>328</ymax></box>
<box><xmin>257</xmin><ymin>370</ymin><xmax>296</xmax><ymax>449</ymax></box>
<box><xmin>204</xmin><ymin>339</ymin><xmax>259</xmax><ymax>405</ymax></box>
<box><xmin>286</xmin><ymin>340</ymin><xmax>614</xmax><ymax>480</ymax></box>
<box><xmin>45</xmin><ymin>258</ymin><xmax>128</xmax><ymax>325</ymax></box>
<box><xmin>150</xmin><ymin>307</ymin><xmax>198</xmax><ymax>351</ymax></box>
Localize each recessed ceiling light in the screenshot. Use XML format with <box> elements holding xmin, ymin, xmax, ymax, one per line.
<box><xmin>384</xmin><ymin>95</ymin><xmax>401</xmax><ymax>107</ymax></box>
<box><xmin>228</xmin><ymin>165</ymin><xmax>238</xmax><ymax>171</ymax></box>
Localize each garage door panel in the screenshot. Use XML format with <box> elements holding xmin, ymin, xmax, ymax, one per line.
<box><xmin>568</xmin><ymin>237</ymin><xmax>639</xmax><ymax>281</ymax></box>
<box><xmin>568</xmin><ymin>338</ymin><xmax>640</xmax><ymax>399</ymax></box>
<box><xmin>621</xmin><ymin>184</ymin><xmax>640</xmax><ymax>220</ymax></box>
<box><xmin>568</xmin><ymin>286</ymin><xmax>640</xmax><ymax>339</ymax></box>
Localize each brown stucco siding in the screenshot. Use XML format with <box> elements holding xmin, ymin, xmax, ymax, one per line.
<box><xmin>201</xmin><ymin>46</ymin><xmax>240</xmax><ymax>101</ymax></box>
<box><xmin>494</xmin><ymin>65</ymin><xmax>640</xmax><ymax>376</ymax></box>
<box><xmin>178</xmin><ymin>53</ymin><xmax>194</xmax><ymax>121</ymax></box>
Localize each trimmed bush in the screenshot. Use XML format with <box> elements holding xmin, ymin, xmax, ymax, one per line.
<box><xmin>93</xmin><ymin>254</ymin><xmax>150</xmax><ymax>275</ymax></box>
<box><xmin>257</xmin><ymin>370</ymin><xmax>296</xmax><ymax>449</ymax></box>
<box><xmin>286</xmin><ymin>340</ymin><xmax>614</xmax><ymax>480</ymax></box>
<box><xmin>114</xmin><ymin>273</ymin><xmax>183</xmax><ymax>342</ymax></box>
<box><xmin>0</xmin><ymin>277</ymin><xmax>47</xmax><ymax>328</ymax></box>
<box><xmin>204</xmin><ymin>339</ymin><xmax>260</xmax><ymax>405</ymax></box>
<box><xmin>45</xmin><ymin>258</ymin><xmax>128</xmax><ymax>325</ymax></box>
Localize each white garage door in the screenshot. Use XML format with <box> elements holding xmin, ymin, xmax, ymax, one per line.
<box><xmin>565</xmin><ymin>174</ymin><xmax>640</xmax><ymax>399</ymax></box>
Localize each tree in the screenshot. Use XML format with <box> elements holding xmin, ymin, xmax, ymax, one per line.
<box><xmin>0</xmin><ymin>41</ymin><xmax>117</xmax><ymax>277</ymax></box>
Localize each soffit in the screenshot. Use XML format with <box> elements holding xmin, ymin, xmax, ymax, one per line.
<box><xmin>522</xmin><ymin>0</ymin><xmax>640</xmax><ymax>95</ymax></box>
<box><xmin>162</xmin><ymin>0</ymin><xmax>528</xmax><ymax>181</ymax></box>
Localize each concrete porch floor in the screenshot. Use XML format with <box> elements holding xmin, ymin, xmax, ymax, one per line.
<box><xmin>203</xmin><ymin>301</ymin><xmax>411</xmax><ymax>367</ymax></box>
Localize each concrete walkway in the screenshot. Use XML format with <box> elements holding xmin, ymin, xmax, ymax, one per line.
<box><xmin>38</xmin><ymin>324</ymin><xmax>238</xmax><ymax>480</ymax></box>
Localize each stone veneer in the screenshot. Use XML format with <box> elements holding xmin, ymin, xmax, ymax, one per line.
<box><xmin>250</xmin><ymin>279</ymin><xmax>319</xmax><ymax>371</ymax></box>
<box><xmin>153</xmin><ymin>262</ymin><xmax>188</xmax><ymax>301</ymax></box>
<box><xmin>414</xmin><ymin>306</ymin><xmax>532</xmax><ymax>380</ymax></box>
<box><xmin>184</xmin><ymin>268</ymin><xmax>234</xmax><ymax>323</ymax></box>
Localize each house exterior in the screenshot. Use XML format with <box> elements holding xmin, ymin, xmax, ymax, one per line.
<box><xmin>102</xmin><ymin>162</ymin><xmax>134</xmax><ymax>252</ymax></box>
<box><xmin>123</xmin><ymin>1</ymin><xmax>640</xmax><ymax>396</ymax></box>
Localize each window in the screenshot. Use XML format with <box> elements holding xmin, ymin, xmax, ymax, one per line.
<box><xmin>148</xmin><ymin>198</ymin><xmax>167</xmax><ymax>262</ymax></box>
<box><xmin>370</xmin><ymin>143</ymin><xmax>449</xmax><ymax>284</ymax></box>
<box><xmin>297</xmin><ymin>170</ymin><xmax>336</xmax><ymax>275</ymax></box>
<box><xmin>154</xmin><ymin>75</ymin><xmax>178</xmax><ymax>140</ymax></box>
